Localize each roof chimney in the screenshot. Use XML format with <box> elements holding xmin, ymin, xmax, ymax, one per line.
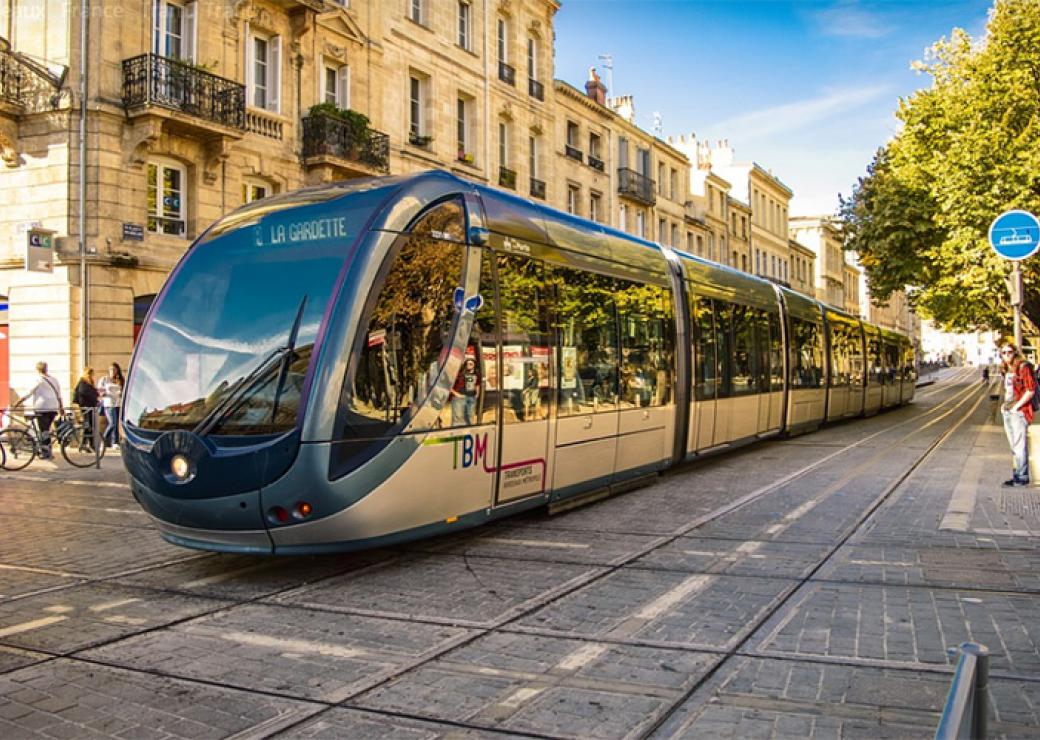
<box><xmin>609</xmin><ymin>94</ymin><xmax>635</xmax><ymax>123</ymax></box>
<box><xmin>585</xmin><ymin>67</ymin><xmax>607</xmax><ymax>106</ymax></box>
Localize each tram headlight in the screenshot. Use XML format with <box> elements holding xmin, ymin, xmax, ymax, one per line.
<box><xmin>170</xmin><ymin>454</ymin><xmax>192</xmax><ymax>481</ymax></box>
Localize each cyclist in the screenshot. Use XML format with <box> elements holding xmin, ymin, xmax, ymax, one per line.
<box><xmin>14</xmin><ymin>361</ymin><xmax>63</xmax><ymax>460</ymax></box>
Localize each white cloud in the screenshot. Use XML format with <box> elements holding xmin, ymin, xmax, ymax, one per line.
<box><xmin>708</xmin><ymin>84</ymin><xmax>893</xmax><ymax>142</ymax></box>
<box><xmin>813</xmin><ymin>1</ymin><xmax>892</xmax><ymax>38</ymax></box>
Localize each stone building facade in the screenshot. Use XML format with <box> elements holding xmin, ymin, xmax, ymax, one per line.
<box><xmin>788</xmin><ymin>238</ymin><xmax>815</xmax><ymax>299</ymax></box>
<box><xmin>789</xmin><ymin>216</ymin><xmax>846</xmax><ymax>308</ymax></box>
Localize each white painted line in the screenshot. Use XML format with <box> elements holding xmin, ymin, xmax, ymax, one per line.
<box><xmin>482</xmin><ymin>537</ymin><xmax>589</xmax><ymax>550</ymax></box>
<box><xmin>0</xmin><ymin>615</ymin><xmax>67</xmax><ymax>638</ymax></box>
<box><xmin>102</xmin><ymin>615</ymin><xmax>148</xmax><ymax>626</ymax></box>
<box><xmin>635</xmin><ymin>574</ymin><xmax>713</xmax><ymax>620</ymax></box>
<box><xmin>89</xmin><ymin>598</ymin><xmax>141</xmax><ymax>613</ymax></box>
<box><xmin>847</xmin><ymin>560</ymin><xmax>915</xmax><ymax>567</ymax></box>
<box><xmin>970</xmin><ymin>527</ymin><xmax>1036</xmax><ymax>537</ymax></box>
<box><xmin>497</xmin><ymin>687</ymin><xmax>544</xmax><ymax>709</ymax></box>
<box><xmin>179</xmin><ymin>563</ymin><xmax>272</xmax><ymax>589</ymax></box>
<box><xmin>556</xmin><ymin>642</ymin><xmax>608</xmax><ymax>672</ymax></box>
<box><xmin>43</xmin><ymin>605</ymin><xmax>74</xmax><ymax>614</ymax></box>
<box><xmin>216</xmin><ymin>630</ymin><xmax>367</xmax><ymax>660</ymax></box>
<box><xmin>939</xmin><ymin>449</ymin><xmax>986</xmax><ymax>532</ymax></box>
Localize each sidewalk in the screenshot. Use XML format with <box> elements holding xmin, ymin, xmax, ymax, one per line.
<box><xmin>0</xmin><ymin>446</ymin><xmax>130</xmax><ymax>486</ymax></box>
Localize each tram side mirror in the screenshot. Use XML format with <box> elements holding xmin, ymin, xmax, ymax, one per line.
<box><xmin>454</xmin><ymin>287</ymin><xmax>465</xmax><ymax>310</ymax></box>
<box><xmin>468</xmin><ymin>226</ymin><xmax>489</xmax><ymax>245</ymax></box>
<box><xmin>465</xmin><ymin>294</ymin><xmax>484</xmax><ymax>312</ymax></box>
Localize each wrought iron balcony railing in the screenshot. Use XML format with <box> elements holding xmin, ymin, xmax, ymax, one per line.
<box><xmin>499</xmin><ymin>166</ymin><xmax>517</xmax><ymax>190</ymax></box>
<box><xmin>498</xmin><ymin>61</ymin><xmax>515</xmax><ymax>86</ymax></box>
<box><xmin>588</xmin><ymin>154</ymin><xmax>604</xmax><ymax>172</ymax></box>
<box><xmin>530</xmin><ymin>177</ymin><xmax>546</xmax><ymax>200</ymax></box>
<box><xmin>565</xmin><ymin>144</ymin><xmax>583</xmax><ymax>163</ymax></box>
<box><xmin>302</xmin><ymin>112</ymin><xmax>390</xmax><ymax>173</ymax></box>
<box><xmin>528</xmin><ymin>77</ymin><xmax>544</xmax><ymax>101</ymax></box>
<box><xmin>0</xmin><ymin>42</ymin><xmax>64</xmax><ymax>112</ymax></box>
<box><xmin>618</xmin><ymin>167</ymin><xmax>656</xmax><ymax>206</ymax></box>
<box><xmin>122</xmin><ymin>53</ymin><xmax>245</xmax><ymax>129</ymax></box>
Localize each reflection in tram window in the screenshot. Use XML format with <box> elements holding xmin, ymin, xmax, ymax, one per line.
<box><xmin>447</xmin><ymin>254</ymin><xmax>496</xmax><ymax>428</ymax></box>
<box><xmin>753</xmin><ymin>309</ymin><xmax>770</xmax><ymax>392</ymax></box>
<box><xmin>342</xmin><ymin>203</ymin><xmax>467</xmax><ymax>438</ymax></box>
<box><xmin>849</xmin><ymin>324</ymin><xmax>865</xmax><ymax>385</ymax></box>
<box><xmin>791</xmin><ymin>318</ymin><xmax>824</xmax><ymax>388</ymax></box>
<box><xmin>617</xmin><ymin>282</ymin><xmax>674</xmax><ymax>407</ymax></box>
<box><xmin>768</xmin><ymin>312</ymin><xmax>784</xmax><ymax>391</ymax></box>
<box><xmin>828</xmin><ymin>319</ymin><xmax>852</xmax><ymax>387</ymax></box>
<box><xmin>902</xmin><ymin>343</ymin><xmax>917</xmax><ymax>381</ymax></box>
<box><xmin>497</xmin><ymin>254</ymin><xmax>552</xmax><ymax>423</ymax></box>
<box><xmin>883</xmin><ymin>342</ymin><xmax>900</xmax><ymax>384</ymax></box>
<box><xmin>731</xmin><ymin>304</ymin><xmax>756</xmax><ymax>395</ymax></box>
<box><xmin>715</xmin><ymin>302</ymin><xmax>733</xmax><ymax>398</ymax></box>
<box><xmin>693</xmin><ymin>296</ymin><xmax>716</xmax><ymax>401</ymax></box>
<box><xmin>868</xmin><ymin>336</ymin><xmax>883</xmax><ymax>384</ymax></box>
<box><xmin>556</xmin><ymin>268</ymin><xmax>618</xmax><ymax>415</ymax></box>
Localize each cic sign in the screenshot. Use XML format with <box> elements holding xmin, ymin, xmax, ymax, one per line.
<box><xmin>25</xmin><ymin>227</ymin><xmax>56</xmax><ymax>274</ymax></box>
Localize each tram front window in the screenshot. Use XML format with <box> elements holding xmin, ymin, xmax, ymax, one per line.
<box><xmin>124</xmin><ymin>187</ymin><xmax>389</xmax><ymax>435</ymax></box>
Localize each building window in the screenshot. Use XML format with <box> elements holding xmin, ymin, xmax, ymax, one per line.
<box><xmin>657</xmin><ymin>162</ymin><xmax>666</xmax><ymax>195</ymax></box>
<box><xmin>408</xmin><ymin>73</ymin><xmax>429</xmax><ymax>141</ymax></box>
<box><xmin>741</xmin><ymin>254</ymin><xmax>748</xmax><ymax>271</ymax></box>
<box><xmin>527</xmin><ymin>36</ymin><xmax>537</xmax><ymax>80</ymax></box>
<box><xmin>497</xmin><ymin>18</ymin><xmax>508</xmax><ymax>64</ymax></box>
<box><xmin>658</xmin><ymin>218</ymin><xmax>666</xmax><ymax>242</ymax></box>
<box><xmin>687</xmin><ymin>232</ymin><xmax>693</xmax><ymax>253</ymax></box>
<box><xmin>636</xmin><ymin>211</ymin><xmax>645</xmax><ymax>238</ymax></box>
<box><xmin>671</xmin><ymin>224</ymin><xmax>679</xmax><ymax>248</ymax></box>
<box><xmin>498</xmin><ymin>121</ymin><xmax>509</xmax><ymax>167</ymax></box>
<box><xmin>410</xmin><ymin>0</ymin><xmax>424</xmax><ymax>24</ymax></box>
<box><xmin>323</xmin><ymin>62</ymin><xmax>349</xmax><ymax>108</ymax></box>
<box><xmin>242</xmin><ymin>179</ymin><xmax>270</xmax><ymax>204</ymax></box>
<box><xmin>247</xmin><ymin>32</ymin><xmax>280</xmax><ymax>111</ymax></box>
<box><xmin>153</xmin><ymin>0</ymin><xmax>196</xmax><ymax>61</ymax></box>
<box><xmin>619</xmin><ymin>204</ymin><xmax>627</xmax><ymax>232</ymax></box>
<box><xmin>590</xmin><ymin>191</ymin><xmax>601</xmax><ymax>222</ymax></box>
<box><xmin>696</xmin><ymin>234</ymin><xmax>703</xmax><ymax>255</ymax></box>
<box><xmin>529</xmin><ymin>134</ymin><xmax>539</xmax><ymax>178</ymax></box>
<box><xmin>458</xmin><ymin>1</ymin><xmax>471</xmax><ymax>49</ymax></box>
<box><xmin>670</xmin><ymin>169</ymin><xmax>678</xmax><ymax>201</ymax></box>
<box><xmin>456</xmin><ymin>96</ymin><xmax>473</xmax><ymax>161</ymax></box>
<box><xmin>589</xmin><ymin>132</ymin><xmax>601</xmax><ymax>159</ymax></box>
<box><xmin>147</xmin><ymin>160</ymin><xmax>186</xmax><ymax>236</ymax></box>
<box><xmin>566</xmin><ymin>120</ymin><xmax>578</xmax><ymax>147</ymax></box>
<box><xmin>567</xmin><ymin>184</ymin><xmax>579</xmax><ymax>215</ymax></box>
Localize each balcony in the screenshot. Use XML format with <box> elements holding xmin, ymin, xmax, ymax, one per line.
<box><xmin>565</xmin><ymin>144</ymin><xmax>583</xmax><ymax>163</ymax></box>
<box><xmin>302</xmin><ymin>112</ymin><xmax>389</xmax><ymax>178</ymax></box>
<box><xmin>618</xmin><ymin>167</ymin><xmax>655</xmax><ymax>206</ymax></box>
<box><xmin>498</xmin><ymin>61</ymin><xmax>516</xmax><ymax>86</ymax></box>
<box><xmin>499</xmin><ymin>166</ymin><xmax>517</xmax><ymax>190</ymax></box>
<box><xmin>530</xmin><ymin>177</ymin><xmax>546</xmax><ymax>200</ymax></box>
<box><xmin>588</xmin><ymin>154</ymin><xmax>604</xmax><ymax>172</ymax></box>
<box><xmin>246</xmin><ymin>109</ymin><xmax>284</xmax><ymax>140</ymax></box>
<box><xmin>122</xmin><ymin>54</ymin><xmax>245</xmax><ymax>133</ymax></box>
<box><xmin>528</xmin><ymin>77</ymin><xmax>544</xmax><ymax>101</ymax></box>
<box><xmin>0</xmin><ymin>40</ymin><xmax>66</xmax><ymax>166</ymax></box>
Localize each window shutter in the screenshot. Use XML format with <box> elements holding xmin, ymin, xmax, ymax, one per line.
<box><xmin>185</xmin><ymin>1</ymin><xmax>197</xmax><ymax>62</ymax></box>
<box><xmin>270</xmin><ymin>35</ymin><xmax>281</xmax><ymax>112</ymax></box>
<box><xmin>244</xmin><ymin>23</ymin><xmax>254</xmax><ymax>103</ymax></box>
<box><xmin>152</xmin><ymin>0</ymin><xmax>162</xmax><ymax>55</ymax></box>
<box><xmin>337</xmin><ymin>64</ymin><xmax>350</xmax><ymax>109</ymax></box>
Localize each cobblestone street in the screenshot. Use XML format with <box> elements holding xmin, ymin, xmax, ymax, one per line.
<box><xmin>1</xmin><ymin>368</ymin><xmax>1038</xmax><ymax>738</ymax></box>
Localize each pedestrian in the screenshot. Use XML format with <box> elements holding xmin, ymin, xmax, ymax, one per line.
<box><xmin>98</xmin><ymin>362</ymin><xmax>125</xmax><ymax>448</ymax></box>
<box><xmin>450</xmin><ymin>356</ymin><xmax>480</xmax><ymax>426</ymax></box>
<box><xmin>1000</xmin><ymin>343</ymin><xmax>1035</xmax><ymax>486</ymax></box>
<box><xmin>73</xmin><ymin>366</ymin><xmax>99</xmax><ymax>452</ymax></box>
<box><xmin>14</xmin><ymin>361</ymin><xmax>63</xmax><ymax>459</ymax></box>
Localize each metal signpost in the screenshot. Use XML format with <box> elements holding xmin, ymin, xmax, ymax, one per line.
<box><xmin>989</xmin><ymin>210</ymin><xmax>1040</xmax><ymax>349</ymax></box>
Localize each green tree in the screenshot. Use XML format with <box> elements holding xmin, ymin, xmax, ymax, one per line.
<box><xmin>841</xmin><ymin>0</ymin><xmax>1040</xmax><ymax>333</ymax></box>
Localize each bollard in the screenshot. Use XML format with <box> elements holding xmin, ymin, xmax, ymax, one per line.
<box><xmin>93</xmin><ymin>407</ymin><xmax>102</xmax><ymax>470</ymax></box>
<box><xmin>936</xmin><ymin>642</ymin><xmax>989</xmax><ymax>740</ymax></box>
<box><xmin>963</xmin><ymin>643</ymin><xmax>989</xmax><ymax>740</ymax></box>
<box><xmin>1029</xmin><ymin>426</ymin><xmax>1040</xmax><ymax>486</ymax></box>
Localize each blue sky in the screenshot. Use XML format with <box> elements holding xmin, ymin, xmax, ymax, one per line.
<box><xmin>552</xmin><ymin>0</ymin><xmax>993</xmax><ymax>216</ymax></box>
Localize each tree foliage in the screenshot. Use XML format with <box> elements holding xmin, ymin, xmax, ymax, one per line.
<box><xmin>841</xmin><ymin>0</ymin><xmax>1040</xmax><ymax>333</ymax></box>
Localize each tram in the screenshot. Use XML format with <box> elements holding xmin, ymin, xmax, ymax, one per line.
<box><xmin>122</xmin><ymin>171</ymin><xmax>915</xmax><ymax>554</ymax></box>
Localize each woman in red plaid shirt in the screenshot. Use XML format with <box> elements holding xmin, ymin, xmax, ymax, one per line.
<box><xmin>1000</xmin><ymin>343</ymin><xmax>1036</xmax><ymax>486</ymax></box>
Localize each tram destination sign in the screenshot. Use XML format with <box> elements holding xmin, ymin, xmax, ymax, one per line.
<box><xmin>989</xmin><ymin>209</ymin><xmax>1040</xmax><ymax>261</ymax></box>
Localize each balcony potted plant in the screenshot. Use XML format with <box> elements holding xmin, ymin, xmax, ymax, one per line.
<box><xmin>409</xmin><ymin>132</ymin><xmax>433</xmax><ymax>147</ymax></box>
<box><xmin>307</xmin><ymin>102</ymin><xmax>373</xmax><ymax>158</ymax></box>
<box><xmin>457</xmin><ymin>149</ymin><xmax>474</xmax><ymax>164</ymax></box>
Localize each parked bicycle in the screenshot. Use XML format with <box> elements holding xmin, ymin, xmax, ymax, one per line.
<box><xmin>0</xmin><ymin>406</ymin><xmax>105</xmax><ymax>470</ymax></box>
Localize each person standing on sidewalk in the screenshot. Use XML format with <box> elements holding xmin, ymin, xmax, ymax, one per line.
<box><xmin>1000</xmin><ymin>343</ymin><xmax>1035</xmax><ymax>486</ymax></box>
<box><xmin>14</xmin><ymin>361</ymin><xmax>63</xmax><ymax>460</ymax></box>
<box><xmin>98</xmin><ymin>362</ymin><xmax>124</xmax><ymax>449</ymax></box>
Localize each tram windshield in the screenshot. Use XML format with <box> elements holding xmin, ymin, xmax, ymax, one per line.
<box><xmin>124</xmin><ymin>186</ymin><xmax>391</xmax><ymax>435</ymax></box>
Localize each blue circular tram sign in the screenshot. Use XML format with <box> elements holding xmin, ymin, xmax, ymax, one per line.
<box><xmin>989</xmin><ymin>210</ymin><xmax>1040</xmax><ymax>260</ymax></box>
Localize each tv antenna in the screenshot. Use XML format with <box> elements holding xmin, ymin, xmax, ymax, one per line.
<box><xmin>598</xmin><ymin>54</ymin><xmax>614</xmax><ymax>95</ymax></box>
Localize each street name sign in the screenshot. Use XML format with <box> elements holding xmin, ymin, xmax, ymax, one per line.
<box><xmin>989</xmin><ymin>209</ymin><xmax>1040</xmax><ymax>260</ymax></box>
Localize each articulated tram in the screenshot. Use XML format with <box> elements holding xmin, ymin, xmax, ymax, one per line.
<box><xmin>122</xmin><ymin>171</ymin><xmax>915</xmax><ymax>554</ymax></box>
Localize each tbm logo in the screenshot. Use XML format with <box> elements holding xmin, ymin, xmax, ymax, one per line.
<box><xmin>449</xmin><ymin>433</ymin><xmax>490</xmax><ymax>470</ymax></box>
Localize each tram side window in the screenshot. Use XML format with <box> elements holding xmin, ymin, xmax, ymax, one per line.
<box><xmin>715</xmin><ymin>301</ymin><xmax>734</xmax><ymax>398</ymax></box>
<box><xmin>768</xmin><ymin>312</ymin><xmax>784</xmax><ymax>391</ymax></box>
<box><xmin>884</xmin><ymin>342</ymin><xmax>900</xmax><ymax>383</ymax></box>
<box><xmin>903</xmin><ymin>343</ymin><xmax>917</xmax><ymax>381</ymax></box>
<box><xmin>849</xmin><ymin>325</ymin><xmax>865</xmax><ymax>386</ymax></box>
<box><xmin>445</xmin><ymin>253</ymin><xmax>497</xmax><ymax>429</ymax></box>
<box><xmin>342</xmin><ymin>206</ymin><xmax>466</xmax><ymax>438</ymax></box>
<box><xmin>753</xmin><ymin>309</ymin><xmax>770</xmax><ymax>393</ymax></box>
<box><xmin>693</xmin><ymin>296</ymin><xmax>717</xmax><ymax>402</ymax></box>
<box><xmin>556</xmin><ymin>268</ymin><xmax>619</xmax><ymax>415</ymax></box>
<box><xmin>731</xmin><ymin>304</ymin><xmax>756</xmax><ymax>396</ymax></box>
<box><xmin>617</xmin><ymin>281</ymin><xmax>674</xmax><ymax>408</ymax></box>
<box><xmin>868</xmin><ymin>336</ymin><xmax>883</xmax><ymax>384</ymax></box>
<box><xmin>790</xmin><ymin>318</ymin><xmax>824</xmax><ymax>388</ymax></box>
<box><xmin>828</xmin><ymin>321</ymin><xmax>851</xmax><ymax>387</ymax></box>
<box><xmin>496</xmin><ymin>254</ymin><xmax>552</xmax><ymax>423</ymax></box>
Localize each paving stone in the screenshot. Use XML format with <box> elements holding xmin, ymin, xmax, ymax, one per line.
<box><xmin>517</xmin><ymin>570</ymin><xmax>796</xmax><ymax>650</ymax></box>
<box><xmin>0</xmin><ymin>659</ymin><xmax>319</xmax><ymax>738</ymax></box>
<box><xmin>0</xmin><ymin>582</ymin><xmax>225</xmax><ymax>653</ymax></box>
<box><xmin>353</xmin><ymin>632</ymin><xmax>718</xmax><ymax>739</ymax></box>
<box><xmin>651</xmin><ymin>656</ymin><xmax>1040</xmax><ymax>740</ymax></box>
<box><xmin>83</xmin><ymin>603</ymin><xmax>476</xmax><ymax>702</ymax></box>
<box><xmin>282</xmin><ymin>707</ymin><xmax>527</xmax><ymax>738</ymax></box>
<box><xmin>0</xmin><ymin>485</ymin><xmax>150</xmax><ymax>528</ymax></box>
<box><xmin>752</xmin><ymin>581</ymin><xmax>1040</xmax><ymax>676</ymax></box>
<box><xmin>632</xmin><ymin>538</ymin><xmax>830</xmax><ymax>579</ymax></box>
<box><xmin>413</xmin><ymin>524</ymin><xmax>662</xmax><ymax>567</ymax></box>
<box><xmin>115</xmin><ymin>549</ymin><xmax>392</xmax><ymax>601</ymax></box>
<box><xmin>0</xmin><ymin>646</ymin><xmax>49</xmax><ymax>675</ymax></box>
<box><xmin>0</xmin><ymin>515</ymin><xmax>193</xmax><ymax>578</ymax></box>
<box><xmin>269</xmin><ymin>553</ymin><xmax>603</xmax><ymax>627</ymax></box>
<box><xmin>0</xmin><ymin>568</ymin><xmax>84</xmax><ymax>602</ymax></box>
<box><xmin>818</xmin><ymin>543</ymin><xmax>1040</xmax><ymax>592</ymax></box>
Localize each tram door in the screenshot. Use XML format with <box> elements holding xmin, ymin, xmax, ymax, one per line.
<box><xmin>692</xmin><ymin>297</ymin><xmax>718</xmax><ymax>450</ymax></box>
<box><xmin>492</xmin><ymin>254</ymin><xmax>553</xmax><ymax>505</ymax></box>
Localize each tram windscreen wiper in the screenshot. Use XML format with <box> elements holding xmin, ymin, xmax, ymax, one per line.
<box><xmin>192</xmin><ymin>295</ymin><xmax>308</xmax><ymax>437</ymax></box>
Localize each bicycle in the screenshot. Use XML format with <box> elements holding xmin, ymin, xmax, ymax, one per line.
<box><xmin>0</xmin><ymin>407</ymin><xmax>106</xmax><ymax>470</ymax></box>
